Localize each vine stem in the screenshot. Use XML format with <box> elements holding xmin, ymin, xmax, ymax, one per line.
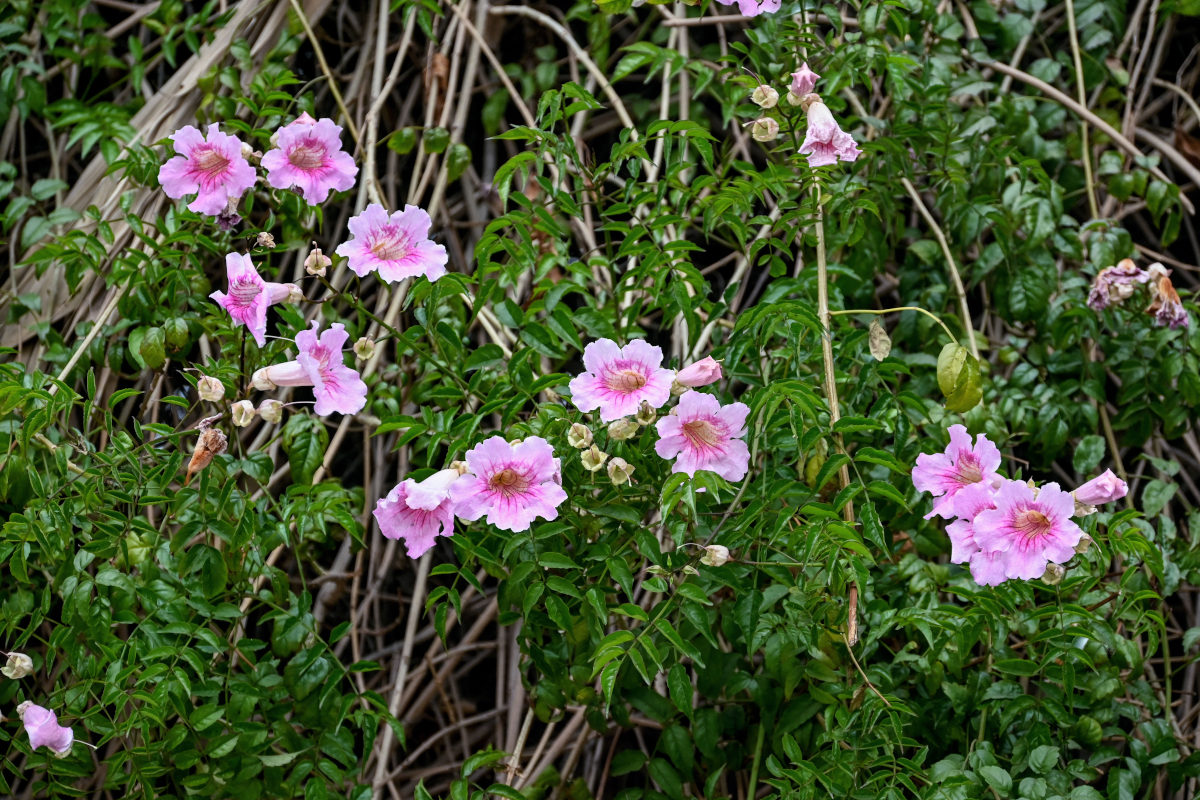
<box><xmin>829</xmin><ymin>306</ymin><xmax>959</xmax><ymax>344</ymax></box>
<box><xmin>1063</xmin><ymin>0</ymin><xmax>1099</xmax><ymax>219</ymax></box>
<box><xmin>813</xmin><ymin>184</ymin><xmax>859</xmax><ymax>647</ymax></box>
<box><xmin>899</xmin><ymin>177</ymin><xmax>980</xmax><ymax>360</ymax></box>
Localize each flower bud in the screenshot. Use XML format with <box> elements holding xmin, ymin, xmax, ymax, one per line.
<box><xmin>581</xmin><ymin>445</ymin><xmax>608</xmax><ymax>472</ymax></box>
<box><xmin>675</xmin><ymin>356</ymin><xmax>722</xmax><ymax>388</ymax></box>
<box><xmin>607</xmin><ymin>457</ymin><xmax>635</xmax><ymax>485</ymax></box>
<box><xmin>197</xmin><ymin>375</ymin><xmax>225</xmax><ymax>403</ymax></box>
<box><xmin>241</xmin><ymin>142</ymin><xmax>255</xmax><ymax>161</ymax></box>
<box><xmin>305</xmin><ymin>246</ymin><xmax>331</xmax><ymax>277</ymax></box>
<box><xmin>1073</xmin><ymin>469</ymin><xmax>1128</xmax><ymax>507</ymax></box>
<box><xmin>256</xmin><ymin>231</ymin><xmax>276</xmax><ymax>249</ymax></box>
<box><xmin>750</xmin><ymin>117</ymin><xmax>779</xmax><ymax>142</ymax></box>
<box><xmin>258</xmin><ymin>399</ymin><xmax>283</xmax><ymax>424</ymax></box>
<box><xmin>635</xmin><ymin>401</ymin><xmax>657</xmax><ymax>427</ymax></box>
<box><xmin>785</xmin><ymin>90</ymin><xmax>804</xmax><ymax>107</ymax></box>
<box><xmin>700</xmin><ymin>545</ymin><xmax>731</xmax><ymax>567</ymax></box>
<box><xmin>283</xmin><ymin>283</ymin><xmax>304</xmax><ymax>304</ymax></box>
<box><xmin>751</xmin><ymin>85</ymin><xmax>779</xmax><ymax>109</ymax></box>
<box><xmin>607</xmin><ymin>418</ymin><xmax>639</xmax><ymax>441</ymax></box>
<box><xmin>1040</xmin><ymin>562</ymin><xmax>1066</xmax><ymax>585</ymax></box>
<box><xmin>354</xmin><ymin>337</ymin><xmax>376</xmax><ymax>362</ymax></box>
<box><xmin>790</xmin><ymin>63</ymin><xmax>821</xmax><ymax>96</ymax></box>
<box><xmin>2</xmin><ymin>652</ymin><xmax>34</xmax><ymax>679</ymax></box>
<box><xmin>231</xmin><ymin>400</ymin><xmax>256</xmax><ymax>427</ymax></box>
<box><xmin>567</xmin><ymin>423</ymin><xmax>593</xmax><ymax>449</ymax></box>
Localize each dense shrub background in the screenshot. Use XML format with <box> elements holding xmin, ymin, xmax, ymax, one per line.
<box><xmin>1</xmin><ymin>0</ymin><xmax>1199</xmax><ymax>798</ymax></box>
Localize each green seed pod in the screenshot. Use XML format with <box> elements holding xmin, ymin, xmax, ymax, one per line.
<box><xmin>164</xmin><ymin>318</ymin><xmax>189</xmax><ymax>351</ymax></box>
<box><xmin>137</xmin><ymin>327</ymin><xmax>166</xmax><ymax>370</ymax></box>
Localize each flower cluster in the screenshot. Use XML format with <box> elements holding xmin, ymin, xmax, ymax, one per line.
<box><xmin>914</xmin><ymin>425</ymin><xmax>1127</xmax><ymax>586</ymax></box>
<box><xmin>747</xmin><ymin>62</ymin><xmax>862</xmax><ymax>168</ymax></box>
<box><xmin>1088</xmin><ymin>259</ymin><xmax>1189</xmax><ymax>329</ymax></box>
<box><xmin>714</xmin><ymin>0</ymin><xmax>781</xmax><ymax>16</ymax></box>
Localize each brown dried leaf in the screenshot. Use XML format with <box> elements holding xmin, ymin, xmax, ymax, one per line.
<box><xmin>868</xmin><ymin>318</ymin><xmax>892</xmax><ymax>361</ymax></box>
<box><xmin>1176</xmin><ymin>128</ymin><xmax>1200</xmax><ymax>169</ymax></box>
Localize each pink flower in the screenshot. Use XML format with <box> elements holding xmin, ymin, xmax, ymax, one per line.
<box><xmin>569</xmin><ymin>339</ymin><xmax>675</xmax><ymax>422</ymax></box>
<box><xmin>261</xmin><ymin>116</ymin><xmax>358</xmax><ymax>205</ymax></box>
<box><xmin>251</xmin><ymin>322</ymin><xmax>368</xmax><ymax>416</ymax></box>
<box><xmin>335</xmin><ymin>203</ymin><xmax>448</xmax><ymax>284</ymax></box>
<box><xmin>1087</xmin><ymin>259</ymin><xmax>1148</xmax><ymax>311</ymax></box>
<box><xmin>1073</xmin><ymin>469</ymin><xmax>1128</xmax><ymax>506</ymax></box>
<box><xmin>450</xmin><ymin>436</ymin><xmax>568</xmax><ymax>532</ymax></box>
<box><xmin>654</xmin><ymin>390</ymin><xmax>751</xmax><ymax>481</ymax></box>
<box><xmin>790</xmin><ymin>64</ymin><xmax>821</xmax><ymax>96</ymax></box>
<box><xmin>972</xmin><ymin>480</ymin><xmax>1083</xmax><ymax>581</ymax></box>
<box><xmin>799</xmin><ymin>101</ymin><xmax>862</xmax><ymax>168</ymax></box>
<box><xmin>675</xmin><ymin>356</ymin><xmax>722</xmax><ymax>388</ymax></box>
<box><xmin>944</xmin><ymin>481</ymin><xmax>997</xmax><ymax>564</ymax></box>
<box><xmin>968</xmin><ymin>550</ymin><xmax>1009</xmax><ymax>587</ymax></box>
<box><xmin>714</xmin><ymin>0</ymin><xmax>782</xmax><ymax>14</ymax></box>
<box><xmin>912</xmin><ymin>424</ymin><xmax>1002</xmax><ymax>519</ymax></box>
<box><xmin>158</xmin><ymin>124</ymin><xmax>256</xmax><ymax>216</ymax></box>
<box><xmin>18</xmin><ymin>702</ymin><xmax>73</xmax><ymax>755</ymax></box>
<box><xmin>374</xmin><ymin>468</ymin><xmax>460</xmax><ymax>557</ymax></box>
<box><xmin>209</xmin><ymin>253</ymin><xmax>300</xmax><ymax>346</ymax></box>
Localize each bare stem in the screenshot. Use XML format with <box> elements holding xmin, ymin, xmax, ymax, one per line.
<box><xmin>829</xmin><ymin>306</ymin><xmax>959</xmax><ymax>344</ymax></box>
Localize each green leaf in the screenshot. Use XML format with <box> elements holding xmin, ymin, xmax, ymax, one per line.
<box><xmin>282</xmin><ymin>413</ymin><xmax>329</xmax><ymax>485</ymax></box>
<box><xmin>978</xmin><ymin>765</ymin><xmax>1012</xmax><ymax>795</ymax></box>
<box><xmin>1028</xmin><ymin>744</ymin><xmax>1058</xmax><ymax>774</ymax></box>
<box><xmin>1072</xmin><ymin>435</ymin><xmax>1106</xmax><ymax>475</ymax></box>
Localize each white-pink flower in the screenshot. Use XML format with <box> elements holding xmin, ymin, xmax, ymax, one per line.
<box><xmin>675</xmin><ymin>356</ymin><xmax>722</xmax><ymax>388</ymax></box>
<box><xmin>912</xmin><ymin>424</ymin><xmax>1002</xmax><ymax>519</ymax></box>
<box><xmin>972</xmin><ymin>480</ymin><xmax>1083</xmax><ymax>581</ymax></box>
<box><xmin>374</xmin><ymin>468</ymin><xmax>460</xmax><ymax>557</ymax></box>
<box><xmin>569</xmin><ymin>339</ymin><xmax>674</xmax><ymax>422</ymax></box>
<box><xmin>17</xmin><ymin>701</ymin><xmax>73</xmax><ymax>755</ymax></box>
<box><xmin>1073</xmin><ymin>468</ymin><xmax>1128</xmax><ymax>506</ymax></box>
<box><xmin>450</xmin><ymin>436</ymin><xmax>567</xmax><ymax>532</ymax></box>
<box><xmin>799</xmin><ymin>101</ymin><xmax>862</xmax><ymax>168</ymax></box>
<box><xmin>790</xmin><ymin>64</ymin><xmax>821</xmax><ymax>96</ymax></box>
<box><xmin>944</xmin><ymin>481</ymin><xmax>997</xmax><ymax>564</ymax></box>
<box><xmin>209</xmin><ymin>253</ymin><xmax>300</xmax><ymax>346</ymax></box>
<box><xmin>157</xmin><ymin>124</ymin><xmax>256</xmax><ymax>216</ymax></box>
<box><xmin>335</xmin><ymin>203</ymin><xmax>448</xmax><ymax>284</ymax></box>
<box><xmin>251</xmin><ymin>322</ymin><xmax>368</xmax><ymax>416</ymax></box>
<box><xmin>714</xmin><ymin>0</ymin><xmax>782</xmax><ymax>15</ymax></box>
<box><xmin>655</xmin><ymin>390</ymin><xmax>750</xmax><ymax>481</ymax></box>
<box><xmin>261</xmin><ymin>115</ymin><xmax>358</xmax><ymax>205</ymax></box>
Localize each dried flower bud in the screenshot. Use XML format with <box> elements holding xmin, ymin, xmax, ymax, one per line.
<box><xmin>231</xmin><ymin>400</ymin><xmax>256</xmax><ymax>427</ymax></box>
<box><xmin>701</xmin><ymin>545</ymin><xmax>731</xmax><ymax>567</ymax></box>
<box><xmin>607</xmin><ymin>457</ymin><xmax>635</xmax><ymax>485</ymax></box>
<box><xmin>282</xmin><ymin>283</ymin><xmax>304</xmax><ymax>304</ymax></box>
<box><xmin>581</xmin><ymin>445</ymin><xmax>608</xmax><ymax>472</ymax></box>
<box><xmin>1040</xmin><ymin>563</ymin><xmax>1066</xmax><ymax>585</ymax></box>
<box><xmin>798</xmin><ymin>92</ymin><xmax>822</xmax><ymax>112</ymax></box>
<box><xmin>635</xmin><ymin>401</ymin><xmax>657</xmax><ymax>427</ymax></box>
<box><xmin>751</xmin><ymin>85</ymin><xmax>779</xmax><ymax>109</ymax></box>
<box><xmin>2</xmin><ymin>652</ymin><xmax>34</xmax><ymax>679</ymax></box>
<box><xmin>750</xmin><ymin>117</ymin><xmax>779</xmax><ymax>142</ymax></box>
<box><xmin>353</xmin><ymin>337</ymin><xmax>376</xmax><ymax>361</ymax></box>
<box><xmin>567</xmin><ymin>423</ymin><xmax>593</xmax><ymax>449</ymax></box>
<box><xmin>197</xmin><ymin>375</ymin><xmax>225</xmax><ymax>403</ymax></box>
<box><xmin>186</xmin><ymin>428</ymin><xmax>228</xmax><ymax>485</ymax></box>
<box><xmin>450</xmin><ymin>460</ymin><xmax>470</xmax><ymax>476</ymax></box>
<box><xmin>607</xmin><ymin>418</ymin><xmax>639</xmax><ymax>441</ymax></box>
<box><xmin>1074</xmin><ymin>534</ymin><xmax>1093</xmax><ymax>555</ymax></box>
<box><xmin>305</xmin><ymin>246</ymin><xmax>331</xmax><ymax>277</ymax></box>
<box><xmin>256</xmin><ymin>231</ymin><xmax>276</xmax><ymax>249</ymax></box>
<box><xmin>258</xmin><ymin>399</ymin><xmax>283</xmax><ymax>424</ymax></box>
<box><xmin>785</xmin><ymin>90</ymin><xmax>804</xmax><ymax>107</ymax></box>
<box><xmin>241</xmin><ymin>142</ymin><xmax>255</xmax><ymax>161</ymax></box>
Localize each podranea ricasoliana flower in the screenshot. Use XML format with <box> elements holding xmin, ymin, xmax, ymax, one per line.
<box><xmin>911</xmin><ymin>424</ymin><xmax>1001</xmax><ymax>519</ymax></box>
<box><xmin>790</xmin><ymin>63</ymin><xmax>821</xmax><ymax>96</ymax></box>
<box><xmin>336</xmin><ymin>203</ymin><xmax>448</xmax><ymax>284</ymax></box>
<box><xmin>1086</xmin><ymin>258</ymin><xmax>1148</xmax><ymax>311</ymax></box>
<box><xmin>1073</xmin><ymin>468</ymin><xmax>1128</xmax><ymax>509</ymax></box>
<box><xmin>569</xmin><ymin>339</ymin><xmax>675</xmax><ymax>422</ymax></box>
<box><xmin>18</xmin><ymin>701</ymin><xmax>73</xmax><ymax>756</ymax></box>
<box><xmin>375</xmin><ymin>468</ymin><xmax>461</xmax><ymax>557</ymax></box>
<box><xmin>714</xmin><ymin>0</ymin><xmax>782</xmax><ymax>15</ymax></box>
<box><xmin>450</xmin><ymin>436</ymin><xmax>567</xmax><ymax>532</ymax></box>
<box><xmin>972</xmin><ymin>480</ymin><xmax>1083</xmax><ymax>581</ymax></box>
<box><xmin>261</xmin><ymin>115</ymin><xmax>358</xmax><ymax>205</ymax></box>
<box><xmin>675</xmin><ymin>356</ymin><xmax>722</xmax><ymax>389</ymax></box>
<box><xmin>1146</xmin><ymin>263</ymin><xmax>1190</xmax><ymax>329</ymax></box>
<box><xmin>158</xmin><ymin>124</ymin><xmax>256</xmax><ymax>216</ymax></box>
<box><xmin>799</xmin><ymin>99</ymin><xmax>862</xmax><ymax>168</ymax></box>
<box><xmin>209</xmin><ymin>253</ymin><xmax>301</xmax><ymax>346</ymax></box>
<box><xmin>252</xmin><ymin>322</ymin><xmax>368</xmax><ymax>416</ymax></box>
<box><xmin>654</xmin><ymin>390</ymin><xmax>751</xmax><ymax>481</ymax></box>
